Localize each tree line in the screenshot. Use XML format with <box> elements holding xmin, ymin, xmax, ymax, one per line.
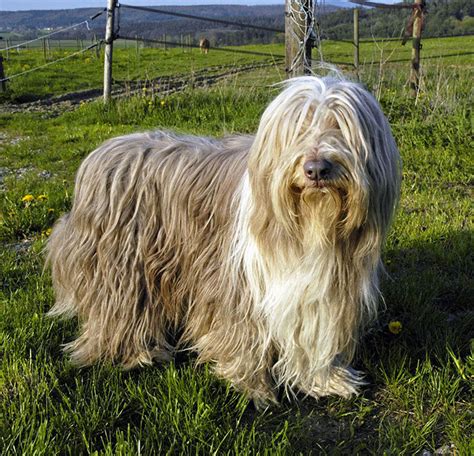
<box><xmin>1</xmin><ymin>1</ymin><xmax>472</xmax><ymax>46</ymax></box>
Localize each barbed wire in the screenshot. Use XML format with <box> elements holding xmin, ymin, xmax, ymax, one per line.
<box><xmin>117</xmin><ymin>35</ymin><xmax>285</xmax><ymax>59</ymax></box>
<box><xmin>0</xmin><ymin>42</ymin><xmax>102</xmax><ymax>82</ymax></box>
<box><xmin>0</xmin><ymin>9</ymin><xmax>105</xmax><ymax>52</ymax></box>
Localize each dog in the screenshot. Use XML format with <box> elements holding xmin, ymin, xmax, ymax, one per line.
<box><xmin>47</xmin><ymin>76</ymin><xmax>401</xmax><ymax>405</ymax></box>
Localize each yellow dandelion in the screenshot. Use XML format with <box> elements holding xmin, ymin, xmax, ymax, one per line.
<box><xmin>37</xmin><ymin>194</ymin><xmax>48</xmax><ymax>201</ymax></box>
<box><xmin>160</xmin><ymin>100</ymin><xmax>165</xmax><ymax>106</ymax></box>
<box><xmin>43</xmin><ymin>228</ymin><xmax>52</xmax><ymax>237</ymax></box>
<box><xmin>22</xmin><ymin>194</ymin><xmax>34</xmax><ymax>203</ymax></box>
<box><xmin>48</xmin><ymin>208</ymin><xmax>55</xmax><ymax>213</ymax></box>
<box><xmin>388</xmin><ymin>321</ymin><xmax>402</xmax><ymax>335</ymax></box>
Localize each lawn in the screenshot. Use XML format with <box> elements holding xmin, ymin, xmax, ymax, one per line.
<box><xmin>0</xmin><ymin>37</ymin><xmax>473</xmax><ymax>454</ymax></box>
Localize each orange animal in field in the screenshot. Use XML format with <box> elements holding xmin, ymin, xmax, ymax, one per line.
<box><xmin>199</xmin><ymin>38</ymin><xmax>210</xmax><ymax>54</ymax></box>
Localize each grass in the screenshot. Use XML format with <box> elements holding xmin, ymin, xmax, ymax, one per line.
<box><xmin>1</xmin><ymin>35</ymin><xmax>473</xmax><ymax>102</ymax></box>
<box><xmin>1</xmin><ymin>37</ymin><xmax>473</xmax><ymax>454</ymax></box>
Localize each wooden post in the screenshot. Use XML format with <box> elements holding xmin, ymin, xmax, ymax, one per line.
<box><xmin>103</xmin><ymin>0</ymin><xmax>117</xmax><ymax>103</ymax></box>
<box><xmin>93</xmin><ymin>33</ymin><xmax>100</xmax><ymax>58</ymax></box>
<box><xmin>0</xmin><ymin>55</ymin><xmax>6</xmax><ymax>92</ymax></box>
<box><xmin>285</xmin><ymin>0</ymin><xmax>314</xmax><ymax>77</ymax></box>
<box><xmin>353</xmin><ymin>8</ymin><xmax>359</xmax><ymax>77</ymax></box>
<box><xmin>43</xmin><ymin>38</ymin><xmax>47</xmax><ymax>61</ymax></box>
<box><xmin>410</xmin><ymin>0</ymin><xmax>424</xmax><ymax>97</ymax></box>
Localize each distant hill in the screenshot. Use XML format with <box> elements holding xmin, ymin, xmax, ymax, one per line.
<box><xmin>320</xmin><ymin>0</ymin><xmax>474</xmax><ymax>40</ymax></box>
<box><xmin>0</xmin><ymin>1</ymin><xmax>472</xmax><ymax>45</ymax></box>
<box><xmin>0</xmin><ymin>4</ymin><xmax>340</xmax><ymax>46</ymax></box>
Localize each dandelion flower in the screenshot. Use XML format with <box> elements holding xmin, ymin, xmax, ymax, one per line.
<box><xmin>37</xmin><ymin>194</ymin><xmax>48</xmax><ymax>201</ymax></box>
<box><xmin>388</xmin><ymin>321</ymin><xmax>402</xmax><ymax>335</ymax></box>
<box><xmin>22</xmin><ymin>194</ymin><xmax>34</xmax><ymax>203</ymax></box>
<box><xmin>48</xmin><ymin>208</ymin><xmax>55</xmax><ymax>213</ymax></box>
<box><xmin>160</xmin><ymin>100</ymin><xmax>165</xmax><ymax>106</ymax></box>
<box><xmin>43</xmin><ymin>228</ymin><xmax>52</xmax><ymax>237</ymax></box>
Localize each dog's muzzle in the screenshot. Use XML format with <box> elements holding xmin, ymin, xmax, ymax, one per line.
<box><xmin>303</xmin><ymin>159</ymin><xmax>333</xmax><ymax>186</ymax></box>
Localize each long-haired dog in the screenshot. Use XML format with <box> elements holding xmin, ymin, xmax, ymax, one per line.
<box><xmin>47</xmin><ymin>76</ymin><xmax>401</xmax><ymax>404</ymax></box>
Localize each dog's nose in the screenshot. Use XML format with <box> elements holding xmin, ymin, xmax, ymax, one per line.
<box><xmin>303</xmin><ymin>159</ymin><xmax>333</xmax><ymax>181</ymax></box>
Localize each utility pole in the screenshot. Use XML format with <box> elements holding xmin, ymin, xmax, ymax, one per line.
<box><xmin>410</xmin><ymin>0</ymin><xmax>424</xmax><ymax>96</ymax></box>
<box><xmin>285</xmin><ymin>0</ymin><xmax>314</xmax><ymax>77</ymax></box>
<box><xmin>103</xmin><ymin>0</ymin><xmax>117</xmax><ymax>103</ymax></box>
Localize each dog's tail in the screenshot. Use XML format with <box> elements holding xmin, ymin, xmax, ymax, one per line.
<box><xmin>46</xmin><ymin>136</ymin><xmax>172</xmax><ymax>368</ymax></box>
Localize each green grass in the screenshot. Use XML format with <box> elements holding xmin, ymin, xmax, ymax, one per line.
<box><xmin>1</xmin><ymin>38</ymin><xmax>473</xmax><ymax>454</ymax></box>
<box><xmin>1</xmin><ymin>36</ymin><xmax>473</xmax><ymax>102</ymax></box>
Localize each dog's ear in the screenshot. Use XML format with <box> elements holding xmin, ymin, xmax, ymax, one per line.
<box><xmin>327</xmin><ymin>84</ymin><xmax>401</xmax><ymax>253</ymax></box>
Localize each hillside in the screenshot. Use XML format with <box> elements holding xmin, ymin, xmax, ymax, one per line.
<box><xmin>321</xmin><ymin>0</ymin><xmax>474</xmax><ymax>39</ymax></box>
<box><xmin>0</xmin><ymin>1</ymin><xmax>472</xmax><ymax>45</ymax></box>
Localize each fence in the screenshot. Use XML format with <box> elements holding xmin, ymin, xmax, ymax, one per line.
<box><xmin>0</xmin><ymin>2</ymin><xmax>472</xmax><ymax>99</ymax></box>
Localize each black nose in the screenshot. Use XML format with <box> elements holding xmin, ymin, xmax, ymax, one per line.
<box><xmin>303</xmin><ymin>159</ymin><xmax>333</xmax><ymax>181</ymax></box>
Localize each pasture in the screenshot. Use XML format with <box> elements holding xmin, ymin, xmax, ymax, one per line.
<box><xmin>0</xmin><ymin>37</ymin><xmax>473</xmax><ymax>454</ymax></box>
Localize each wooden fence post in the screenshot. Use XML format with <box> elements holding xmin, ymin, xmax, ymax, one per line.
<box><xmin>285</xmin><ymin>0</ymin><xmax>314</xmax><ymax>77</ymax></box>
<box><xmin>353</xmin><ymin>8</ymin><xmax>359</xmax><ymax>77</ymax></box>
<box><xmin>43</xmin><ymin>38</ymin><xmax>47</xmax><ymax>62</ymax></box>
<box><xmin>103</xmin><ymin>0</ymin><xmax>117</xmax><ymax>103</ymax></box>
<box><xmin>410</xmin><ymin>0</ymin><xmax>424</xmax><ymax>97</ymax></box>
<box><xmin>0</xmin><ymin>55</ymin><xmax>6</xmax><ymax>92</ymax></box>
<box><xmin>93</xmin><ymin>33</ymin><xmax>100</xmax><ymax>58</ymax></box>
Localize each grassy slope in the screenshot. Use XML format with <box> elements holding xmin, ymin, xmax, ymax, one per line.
<box><xmin>1</xmin><ymin>36</ymin><xmax>473</xmax><ymax>102</ymax></box>
<box><xmin>1</xmin><ymin>38</ymin><xmax>473</xmax><ymax>454</ymax></box>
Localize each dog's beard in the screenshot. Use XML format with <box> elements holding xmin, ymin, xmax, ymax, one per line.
<box><xmin>231</xmin><ymin>161</ymin><xmax>370</xmax><ymax>394</ymax></box>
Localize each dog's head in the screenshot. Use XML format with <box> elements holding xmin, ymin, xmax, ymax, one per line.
<box><xmin>247</xmin><ymin>76</ymin><xmax>401</xmax><ymax>251</ymax></box>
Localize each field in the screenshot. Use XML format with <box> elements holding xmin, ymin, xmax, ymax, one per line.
<box><xmin>1</xmin><ymin>37</ymin><xmax>473</xmax><ymax>454</ymax></box>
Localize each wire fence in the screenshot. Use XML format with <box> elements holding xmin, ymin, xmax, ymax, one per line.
<box><xmin>0</xmin><ymin>2</ymin><xmax>472</xmax><ymax>96</ymax></box>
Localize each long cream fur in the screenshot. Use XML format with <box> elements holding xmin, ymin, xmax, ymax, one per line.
<box><xmin>47</xmin><ymin>76</ymin><xmax>401</xmax><ymax>404</ymax></box>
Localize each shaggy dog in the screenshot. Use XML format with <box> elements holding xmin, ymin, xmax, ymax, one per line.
<box><xmin>47</xmin><ymin>76</ymin><xmax>401</xmax><ymax>404</ymax></box>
